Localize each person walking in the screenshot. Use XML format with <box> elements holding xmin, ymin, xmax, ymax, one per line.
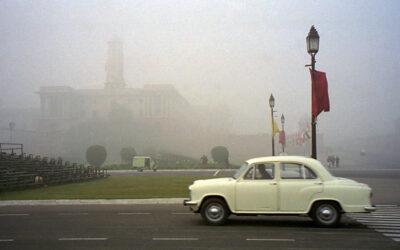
<box><xmin>327</xmin><ymin>155</ymin><xmax>333</xmax><ymax>168</ymax></box>
<box><xmin>335</xmin><ymin>156</ymin><xmax>340</xmax><ymax>168</ymax></box>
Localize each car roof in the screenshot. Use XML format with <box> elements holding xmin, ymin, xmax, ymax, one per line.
<box><xmin>246</xmin><ymin>155</ymin><xmax>313</xmax><ymax>165</ymax></box>
<box><xmin>245</xmin><ymin>156</ymin><xmax>334</xmax><ymax>181</ymax></box>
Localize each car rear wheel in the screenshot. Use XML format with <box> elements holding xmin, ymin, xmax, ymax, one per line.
<box><xmin>312</xmin><ymin>202</ymin><xmax>341</xmax><ymax>227</ymax></box>
<box><xmin>200</xmin><ymin>198</ymin><xmax>229</xmax><ymax>226</ymax></box>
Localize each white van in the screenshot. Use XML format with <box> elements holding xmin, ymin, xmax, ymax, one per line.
<box><xmin>132</xmin><ymin>156</ymin><xmax>157</xmax><ymax>172</ymax></box>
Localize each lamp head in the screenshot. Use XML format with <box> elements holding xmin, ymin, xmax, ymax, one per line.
<box><xmin>306</xmin><ymin>25</ymin><xmax>319</xmax><ymax>55</ymax></box>
<box><xmin>269</xmin><ymin>94</ymin><xmax>275</xmax><ymax>108</ymax></box>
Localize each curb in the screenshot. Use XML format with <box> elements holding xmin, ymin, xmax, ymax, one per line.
<box><xmin>0</xmin><ymin>198</ymin><xmax>185</xmax><ymax>207</ymax></box>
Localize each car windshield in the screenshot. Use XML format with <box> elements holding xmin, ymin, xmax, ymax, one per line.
<box><xmin>233</xmin><ymin>162</ymin><xmax>248</xmax><ymax>179</ymax></box>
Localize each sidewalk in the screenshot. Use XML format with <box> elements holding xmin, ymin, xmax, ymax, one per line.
<box><xmin>0</xmin><ymin>198</ymin><xmax>185</xmax><ymax>207</ymax></box>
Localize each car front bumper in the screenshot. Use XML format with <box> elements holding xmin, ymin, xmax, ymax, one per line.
<box><xmin>364</xmin><ymin>206</ymin><xmax>376</xmax><ymax>212</ymax></box>
<box><xmin>183</xmin><ymin>200</ymin><xmax>198</xmax><ymax>206</ymax></box>
<box><xmin>183</xmin><ymin>199</ymin><xmax>200</xmax><ymax>212</ymax></box>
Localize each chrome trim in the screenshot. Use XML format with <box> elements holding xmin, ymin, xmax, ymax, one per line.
<box><xmin>364</xmin><ymin>206</ymin><xmax>376</xmax><ymax>212</ymax></box>
<box><xmin>183</xmin><ymin>200</ymin><xmax>198</xmax><ymax>206</ymax></box>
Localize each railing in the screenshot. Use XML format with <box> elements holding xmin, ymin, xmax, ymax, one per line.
<box><xmin>0</xmin><ymin>144</ymin><xmax>109</xmax><ymax>191</ymax></box>
<box><xmin>0</xmin><ymin>143</ymin><xmax>23</xmax><ymax>155</ymax></box>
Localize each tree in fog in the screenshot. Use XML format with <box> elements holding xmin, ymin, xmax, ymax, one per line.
<box><xmin>211</xmin><ymin>146</ymin><xmax>229</xmax><ymax>167</ymax></box>
<box><xmin>120</xmin><ymin>146</ymin><xmax>136</xmax><ymax>165</ymax></box>
<box><xmin>86</xmin><ymin>145</ymin><xmax>107</xmax><ymax>167</ymax></box>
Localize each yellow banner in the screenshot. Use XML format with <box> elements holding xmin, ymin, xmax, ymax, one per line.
<box><xmin>271</xmin><ymin>117</ymin><xmax>280</xmax><ymax>136</ymax></box>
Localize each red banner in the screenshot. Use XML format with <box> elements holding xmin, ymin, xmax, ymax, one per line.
<box><xmin>279</xmin><ymin>131</ymin><xmax>286</xmax><ymax>147</ymax></box>
<box><xmin>310</xmin><ymin>69</ymin><xmax>330</xmax><ymax>117</ymax></box>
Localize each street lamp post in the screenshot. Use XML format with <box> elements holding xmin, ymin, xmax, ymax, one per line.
<box><xmin>269</xmin><ymin>94</ymin><xmax>275</xmax><ymax>156</ymax></box>
<box><xmin>306</xmin><ymin>25</ymin><xmax>320</xmax><ymax>159</ymax></box>
<box><xmin>281</xmin><ymin>114</ymin><xmax>285</xmax><ymax>153</ymax></box>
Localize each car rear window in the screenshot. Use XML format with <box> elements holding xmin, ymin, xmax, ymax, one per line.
<box><xmin>280</xmin><ymin>163</ymin><xmax>317</xmax><ymax>179</ymax></box>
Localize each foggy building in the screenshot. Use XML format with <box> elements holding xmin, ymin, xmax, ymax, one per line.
<box><xmin>37</xmin><ymin>38</ymin><xmax>189</xmax><ymax>133</ymax></box>
<box><xmin>34</xmin><ymin>38</ymin><xmax>191</xmax><ymax>161</ymax></box>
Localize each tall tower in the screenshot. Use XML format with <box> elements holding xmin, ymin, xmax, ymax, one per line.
<box><xmin>105</xmin><ymin>37</ymin><xmax>125</xmax><ymax>89</ymax></box>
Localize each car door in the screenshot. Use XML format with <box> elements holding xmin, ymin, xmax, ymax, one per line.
<box><xmin>278</xmin><ymin>162</ymin><xmax>323</xmax><ymax>212</ymax></box>
<box><xmin>235</xmin><ymin>163</ymin><xmax>278</xmax><ymax>212</ymax></box>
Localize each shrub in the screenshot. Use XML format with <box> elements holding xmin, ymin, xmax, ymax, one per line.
<box><xmin>120</xmin><ymin>147</ymin><xmax>136</xmax><ymax>164</ymax></box>
<box><xmin>211</xmin><ymin>146</ymin><xmax>229</xmax><ymax>166</ymax></box>
<box><xmin>86</xmin><ymin>145</ymin><xmax>107</xmax><ymax>167</ymax></box>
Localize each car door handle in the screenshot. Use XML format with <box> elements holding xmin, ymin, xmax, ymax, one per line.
<box><xmin>270</xmin><ymin>182</ymin><xmax>277</xmax><ymax>185</ymax></box>
<box><xmin>314</xmin><ymin>182</ymin><xmax>323</xmax><ymax>185</ymax></box>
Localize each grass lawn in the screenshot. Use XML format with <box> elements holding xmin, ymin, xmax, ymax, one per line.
<box><xmin>0</xmin><ymin>176</ymin><xmax>213</xmax><ymax>200</ymax></box>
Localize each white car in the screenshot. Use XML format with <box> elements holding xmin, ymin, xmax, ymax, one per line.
<box><xmin>184</xmin><ymin>156</ymin><xmax>375</xmax><ymax>226</ymax></box>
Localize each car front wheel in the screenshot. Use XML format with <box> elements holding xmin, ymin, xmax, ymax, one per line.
<box><xmin>200</xmin><ymin>198</ymin><xmax>229</xmax><ymax>226</ymax></box>
<box><xmin>312</xmin><ymin>202</ymin><xmax>341</xmax><ymax>227</ymax></box>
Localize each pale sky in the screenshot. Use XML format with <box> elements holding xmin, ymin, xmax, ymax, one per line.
<box><xmin>1</xmin><ymin>0</ymin><xmax>399</xmax><ymax>144</ymax></box>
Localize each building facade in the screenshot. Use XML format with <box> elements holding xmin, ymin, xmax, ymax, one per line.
<box><xmin>34</xmin><ymin>38</ymin><xmax>191</xmax><ymax>162</ymax></box>
<box><xmin>37</xmin><ymin>38</ymin><xmax>189</xmax><ymax>133</ymax></box>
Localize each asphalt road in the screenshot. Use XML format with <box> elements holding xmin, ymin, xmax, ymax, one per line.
<box><xmin>1</xmin><ymin>168</ymin><xmax>399</xmax><ymax>249</ymax></box>
<box><xmin>1</xmin><ymin>204</ymin><xmax>400</xmax><ymax>250</ymax></box>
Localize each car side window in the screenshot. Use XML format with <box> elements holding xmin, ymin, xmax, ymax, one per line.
<box><xmin>244</xmin><ymin>166</ymin><xmax>254</xmax><ymax>180</ymax></box>
<box><xmin>254</xmin><ymin>164</ymin><xmax>274</xmax><ymax>180</ymax></box>
<box><xmin>304</xmin><ymin>166</ymin><xmax>317</xmax><ymax>179</ymax></box>
<box><xmin>280</xmin><ymin>163</ymin><xmax>317</xmax><ymax>179</ymax></box>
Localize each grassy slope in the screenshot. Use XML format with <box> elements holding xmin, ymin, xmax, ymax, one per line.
<box><xmin>0</xmin><ymin>176</ymin><xmax>213</xmax><ymax>200</ymax></box>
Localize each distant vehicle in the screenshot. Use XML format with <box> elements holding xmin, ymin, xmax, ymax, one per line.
<box><xmin>132</xmin><ymin>156</ymin><xmax>157</xmax><ymax>172</ymax></box>
<box><xmin>184</xmin><ymin>156</ymin><xmax>375</xmax><ymax>227</ymax></box>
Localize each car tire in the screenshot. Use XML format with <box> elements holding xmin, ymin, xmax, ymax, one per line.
<box><xmin>200</xmin><ymin>198</ymin><xmax>229</xmax><ymax>226</ymax></box>
<box><xmin>311</xmin><ymin>202</ymin><xmax>341</xmax><ymax>227</ymax></box>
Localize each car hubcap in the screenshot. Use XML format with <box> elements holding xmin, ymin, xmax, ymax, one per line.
<box><xmin>322</xmin><ymin>209</ymin><xmax>332</xmax><ymax>217</ymax></box>
<box><xmin>318</xmin><ymin>205</ymin><xmax>336</xmax><ymax>222</ymax></box>
<box><xmin>206</xmin><ymin>204</ymin><xmax>223</xmax><ymax>221</ymax></box>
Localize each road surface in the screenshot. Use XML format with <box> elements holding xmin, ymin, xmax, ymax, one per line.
<box><xmin>1</xmin><ymin>204</ymin><xmax>399</xmax><ymax>249</ymax></box>
<box><xmin>1</xmin><ymin>168</ymin><xmax>399</xmax><ymax>249</ymax></box>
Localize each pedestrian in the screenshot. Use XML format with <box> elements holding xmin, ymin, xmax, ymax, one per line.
<box><xmin>200</xmin><ymin>155</ymin><xmax>208</xmax><ymax>166</ymax></box>
<box><xmin>327</xmin><ymin>156</ymin><xmax>333</xmax><ymax>168</ymax></box>
<box><xmin>335</xmin><ymin>156</ymin><xmax>340</xmax><ymax>168</ymax></box>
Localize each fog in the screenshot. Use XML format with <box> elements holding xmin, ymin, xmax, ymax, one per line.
<box><xmin>1</xmin><ymin>0</ymin><xmax>400</xmax><ymax>165</ymax></box>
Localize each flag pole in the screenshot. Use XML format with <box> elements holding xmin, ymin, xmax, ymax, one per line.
<box><xmin>281</xmin><ymin>114</ymin><xmax>285</xmax><ymax>153</ymax></box>
<box><xmin>271</xmin><ymin>108</ymin><xmax>275</xmax><ymax>156</ymax></box>
<box><xmin>306</xmin><ymin>25</ymin><xmax>319</xmax><ymax>159</ymax></box>
<box><xmin>311</xmin><ymin>54</ymin><xmax>317</xmax><ymax>159</ymax></box>
<box><xmin>269</xmin><ymin>94</ymin><xmax>275</xmax><ymax>156</ymax></box>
